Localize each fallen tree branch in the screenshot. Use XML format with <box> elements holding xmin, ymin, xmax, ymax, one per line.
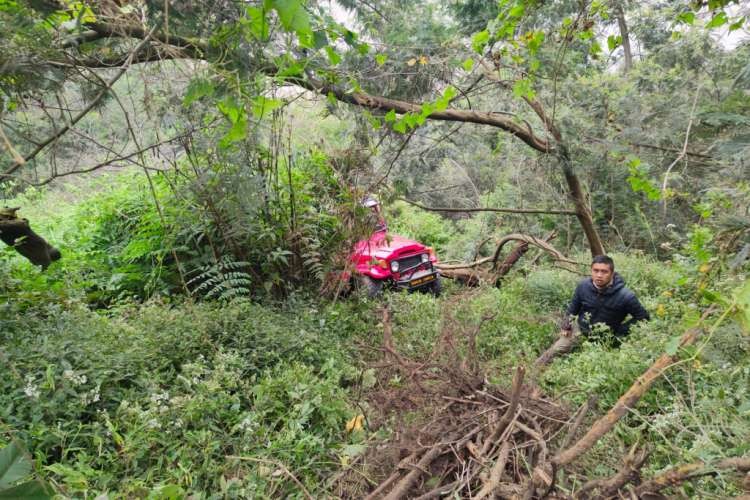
<box><xmin>399</xmin><ymin>198</ymin><xmax>577</xmax><ymax>215</ymax></box>
<box><xmin>438</xmin><ymin>233</ymin><xmax>576</xmax><ymax>271</ymax></box>
<box><xmin>474</xmin><ymin>441</ymin><xmax>511</xmax><ymax>500</ymax></box>
<box><xmin>382</xmin><ymin>445</ymin><xmax>444</xmax><ymax>500</ymax></box>
<box><xmin>559</xmin><ymin>395</ymin><xmax>598</xmax><ymax>450</ymax></box>
<box><xmin>554</xmin><ymin>311</ymin><xmax>713</xmax><ymax>467</ymax></box>
<box><xmin>480</xmin><ymin>366</ymin><xmax>525</xmax><ymax>457</ymax></box>
<box><xmin>0</xmin><ymin>212</ymin><xmax>61</xmax><ymax>268</ymax></box>
<box><xmin>574</xmin><ymin>446</ymin><xmax>649</xmax><ymax>498</ymax></box>
<box><xmin>635</xmin><ymin>456</ymin><xmax>750</xmax><ymax>497</ymax></box>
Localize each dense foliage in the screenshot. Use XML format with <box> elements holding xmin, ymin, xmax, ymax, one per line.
<box><xmin>1</xmin><ymin>0</ymin><xmax>749</xmax><ymax>497</ymax></box>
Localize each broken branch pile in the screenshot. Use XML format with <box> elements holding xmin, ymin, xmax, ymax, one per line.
<box><xmin>345</xmin><ymin>304</ymin><xmax>750</xmax><ymax>499</ymax></box>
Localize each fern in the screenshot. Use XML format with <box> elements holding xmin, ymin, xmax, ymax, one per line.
<box><xmin>187</xmin><ymin>256</ymin><xmax>253</xmax><ymax>300</ymax></box>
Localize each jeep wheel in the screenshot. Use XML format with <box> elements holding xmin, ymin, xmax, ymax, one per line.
<box><xmin>429</xmin><ymin>275</ymin><xmax>442</xmax><ymax>297</ymax></box>
<box><xmin>356</xmin><ymin>275</ymin><xmax>384</xmax><ymax>298</ymax></box>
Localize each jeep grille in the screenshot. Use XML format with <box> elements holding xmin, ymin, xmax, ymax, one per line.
<box><xmin>396</xmin><ymin>254</ymin><xmax>423</xmax><ymax>272</ymax></box>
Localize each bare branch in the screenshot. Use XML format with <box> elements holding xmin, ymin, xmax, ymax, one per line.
<box><xmin>635</xmin><ymin>456</ymin><xmax>750</xmax><ymax>497</ymax></box>
<box><xmin>399</xmin><ymin>198</ymin><xmax>577</xmax><ymax>215</ymax></box>
<box><xmin>661</xmin><ymin>85</ymin><xmax>701</xmax><ymax>216</ymax></box>
<box><xmin>2</xmin><ymin>27</ymin><xmax>159</xmax><ymax>178</ymax></box>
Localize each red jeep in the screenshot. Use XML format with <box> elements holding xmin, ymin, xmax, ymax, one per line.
<box><xmin>347</xmin><ymin>198</ymin><xmax>441</xmax><ymax>297</ymax></box>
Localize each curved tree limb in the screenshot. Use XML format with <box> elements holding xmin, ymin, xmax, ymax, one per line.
<box><xmin>437</xmin><ymin>233</ymin><xmax>578</xmax><ymax>271</ymax></box>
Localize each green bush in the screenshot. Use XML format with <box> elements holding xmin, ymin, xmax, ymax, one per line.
<box><xmin>0</xmin><ymin>298</ymin><xmax>368</xmax><ymax>497</ymax></box>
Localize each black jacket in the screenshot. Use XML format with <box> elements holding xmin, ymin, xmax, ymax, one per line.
<box><xmin>564</xmin><ymin>273</ymin><xmax>649</xmax><ymax>337</ymax></box>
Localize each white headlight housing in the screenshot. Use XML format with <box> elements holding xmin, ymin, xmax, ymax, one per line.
<box><xmin>420</xmin><ymin>253</ymin><xmax>429</xmax><ymax>263</ymax></box>
<box><xmin>390</xmin><ymin>261</ymin><xmax>400</xmax><ymax>273</ymax></box>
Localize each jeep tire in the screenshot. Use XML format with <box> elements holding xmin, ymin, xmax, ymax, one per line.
<box><xmin>357</xmin><ymin>275</ymin><xmax>383</xmax><ymax>298</ymax></box>
<box><xmin>429</xmin><ymin>275</ymin><xmax>442</xmax><ymax>297</ymax></box>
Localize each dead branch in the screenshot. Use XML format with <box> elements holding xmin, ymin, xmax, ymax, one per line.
<box><xmin>2</xmin><ymin>28</ymin><xmax>161</xmax><ymax>179</ymax></box>
<box><xmin>480</xmin><ymin>366</ymin><xmax>525</xmax><ymax>456</ymax></box>
<box><xmin>635</xmin><ymin>456</ymin><xmax>750</xmax><ymax>497</ymax></box>
<box><xmin>553</xmin><ymin>321</ymin><xmax>707</xmax><ymax>467</ymax></box>
<box><xmin>399</xmin><ymin>197</ymin><xmax>577</xmax><ymax>215</ymax></box>
<box><xmin>437</xmin><ymin>233</ymin><xmax>578</xmax><ymax>272</ymax></box>
<box><xmin>475</xmin><ymin>441</ymin><xmax>511</xmax><ymax>500</ymax></box>
<box><xmin>382</xmin><ymin>445</ymin><xmax>445</xmax><ymax>500</ymax></box>
<box><xmin>574</xmin><ymin>446</ymin><xmax>649</xmax><ymax>498</ymax></box>
<box><xmin>364</xmin><ymin>451</ymin><xmax>420</xmax><ymax>500</ymax></box>
<box><xmin>0</xmin><ymin>213</ymin><xmax>61</xmax><ymax>269</ymax></box>
<box><xmin>559</xmin><ymin>395</ymin><xmax>598</xmax><ymax>450</ymax></box>
<box><xmin>438</xmin><ymin>267</ymin><xmax>485</xmax><ymax>286</ymax></box>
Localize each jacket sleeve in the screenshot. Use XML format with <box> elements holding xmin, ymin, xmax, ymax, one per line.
<box><xmin>622</xmin><ymin>293</ymin><xmax>650</xmax><ymax>332</ymax></box>
<box><xmin>562</xmin><ymin>284</ymin><xmax>583</xmax><ymax>329</ymax></box>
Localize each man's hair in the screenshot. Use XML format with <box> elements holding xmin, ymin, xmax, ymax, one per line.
<box><xmin>591</xmin><ymin>254</ymin><xmax>614</xmax><ymax>271</ymax></box>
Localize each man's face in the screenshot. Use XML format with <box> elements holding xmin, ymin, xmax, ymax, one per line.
<box><xmin>591</xmin><ymin>263</ymin><xmax>613</xmax><ymax>288</ymax></box>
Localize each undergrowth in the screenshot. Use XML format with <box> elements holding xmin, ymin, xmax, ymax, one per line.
<box><xmin>1</xmin><ymin>174</ymin><xmax>748</xmax><ymax>498</ymax></box>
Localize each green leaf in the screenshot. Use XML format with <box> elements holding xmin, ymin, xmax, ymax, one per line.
<box><xmin>392</xmin><ymin>120</ymin><xmax>407</xmax><ymax>134</ymax></box>
<box><xmin>462</xmin><ymin>58</ymin><xmax>474</xmax><ymax>71</ymax></box>
<box><xmin>706</xmin><ymin>11</ymin><xmax>728</xmax><ymax>28</ymax></box>
<box><xmin>589</xmin><ymin>40</ymin><xmax>602</xmax><ymax>57</ymax></box>
<box><xmin>665</xmin><ymin>335</ymin><xmax>682</xmax><ymax>356</ymax></box>
<box><xmin>384</xmin><ymin>109</ymin><xmax>396</xmax><ymax>123</ymax></box>
<box><xmin>512</xmin><ymin>78</ymin><xmax>535</xmax><ymax>100</ymax></box>
<box><xmin>729</xmin><ymin>17</ymin><xmax>745</xmax><ymax>31</ymax></box>
<box><xmin>183</xmin><ymin>79</ymin><xmax>214</xmax><ymax>107</ymax></box>
<box><xmin>508</xmin><ymin>3</ymin><xmax>525</xmax><ymax>18</ymax></box>
<box><xmin>313</xmin><ymin>30</ymin><xmax>328</xmax><ymax>49</ymax></box>
<box><xmin>607</xmin><ymin>34</ymin><xmax>622</xmax><ymax>51</ymax></box>
<box><xmin>219</xmin><ymin>117</ymin><xmax>247</xmax><ymax>148</ymax></box>
<box><xmin>251</xmin><ymin>96</ymin><xmax>284</xmax><ymax>118</ymax></box>
<box><xmin>676</xmin><ymin>12</ymin><xmax>695</xmax><ymax>25</ymax></box>
<box><xmin>525</xmin><ymin>31</ymin><xmax>544</xmax><ymax>54</ymax></box>
<box><xmin>245</xmin><ymin>6</ymin><xmax>269</xmax><ymax>40</ymax></box>
<box><xmin>270</xmin><ymin>0</ymin><xmax>312</xmax><ymax>45</ymax></box>
<box><xmin>147</xmin><ymin>484</ymin><xmax>186</xmax><ymax>500</ymax></box>
<box><xmin>0</xmin><ymin>442</ymin><xmax>32</xmax><ymax>490</ymax></box>
<box><xmin>471</xmin><ymin>30</ymin><xmax>490</xmax><ymax>53</ymax></box>
<box><xmin>0</xmin><ymin>480</ymin><xmax>52</xmax><ymax>499</ymax></box>
<box><xmin>325</xmin><ymin>46</ymin><xmax>341</xmax><ymax>65</ymax></box>
<box><xmin>375</xmin><ymin>53</ymin><xmax>388</xmax><ymax>66</ymax></box>
<box><xmin>217</xmin><ymin>96</ymin><xmax>242</xmax><ymax>123</ymax></box>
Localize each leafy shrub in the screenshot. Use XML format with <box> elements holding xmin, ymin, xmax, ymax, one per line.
<box><xmin>0</xmin><ymin>298</ymin><xmax>368</xmax><ymax>497</ymax></box>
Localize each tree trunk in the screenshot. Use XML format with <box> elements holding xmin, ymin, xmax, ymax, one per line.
<box><xmin>558</xmin><ymin>147</ymin><xmax>605</xmax><ymax>256</ymax></box>
<box><xmin>616</xmin><ymin>4</ymin><xmax>633</xmax><ymax>73</ymax></box>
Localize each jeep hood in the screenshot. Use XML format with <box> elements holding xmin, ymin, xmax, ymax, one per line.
<box><xmin>355</xmin><ymin>232</ymin><xmax>426</xmax><ymax>259</ymax></box>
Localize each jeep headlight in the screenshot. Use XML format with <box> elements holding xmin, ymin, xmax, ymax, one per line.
<box><xmin>420</xmin><ymin>253</ymin><xmax>429</xmax><ymax>263</ymax></box>
<box><xmin>390</xmin><ymin>261</ymin><xmax>400</xmax><ymax>273</ymax></box>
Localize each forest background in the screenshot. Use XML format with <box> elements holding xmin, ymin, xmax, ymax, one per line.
<box><xmin>0</xmin><ymin>0</ymin><xmax>749</xmax><ymax>498</ymax></box>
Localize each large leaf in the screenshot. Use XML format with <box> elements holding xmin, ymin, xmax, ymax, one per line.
<box><xmin>0</xmin><ymin>442</ymin><xmax>31</xmax><ymax>490</ymax></box>
<box><xmin>268</xmin><ymin>0</ymin><xmax>313</xmax><ymax>47</ymax></box>
<box><xmin>0</xmin><ymin>480</ymin><xmax>52</xmax><ymax>499</ymax></box>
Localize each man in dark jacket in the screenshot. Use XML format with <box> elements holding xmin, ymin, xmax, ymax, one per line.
<box><xmin>535</xmin><ymin>255</ymin><xmax>649</xmax><ymax>365</ymax></box>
